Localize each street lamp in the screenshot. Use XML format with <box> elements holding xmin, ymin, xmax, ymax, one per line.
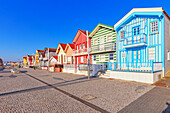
<box><xmin>86</xmin><ymin>30</ymin><xmax>90</xmax><ymax>80</ymax></box>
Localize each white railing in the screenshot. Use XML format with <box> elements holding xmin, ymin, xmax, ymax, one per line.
<box><xmin>73</xmin><ymin>48</ymin><xmax>88</xmax><ymax>55</ymax></box>
<box><xmin>90</xmin><ymin>42</ymin><xmax>116</xmax><ymax>53</ymax></box>
<box><xmin>153</xmin><ymin>62</ymin><xmax>162</xmax><ymax>72</ymax></box>
<box><xmin>63</xmin><ymin>64</ymin><xmax>76</xmax><ymax>69</ymax></box>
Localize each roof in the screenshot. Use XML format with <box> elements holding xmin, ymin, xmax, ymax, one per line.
<box><xmin>53</xmin><ymin>56</ymin><xmax>58</xmax><ymax>60</ymax></box>
<box><xmin>114</xmin><ymin>7</ymin><xmax>164</xmax><ymax>29</ymax></box>
<box><xmin>56</xmin><ymin>43</ymin><xmax>67</xmax><ymax>54</ymax></box>
<box><xmin>37</xmin><ymin>50</ymin><xmax>44</xmax><ymax>53</ymax></box>
<box><xmin>65</xmin><ymin>43</ymin><xmax>75</xmax><ymax>52</ymax></box>
<box><xmin>89</xmin><ymin>23</ymin><xmax>114</xmax><ymax>38</ymax></box>
<box><xmin>163</xmin><ymin>10</ymin><xmax>170</xmax><ymax>20</ymax></box>
<box><xmin>72</xmin><ymin>29</ymin><xmax>90</xmax><ymax>43</ymax></box>
<box><xmin>45</xmin><ymin>48</ymin><xmax>57</xmax><ymax>52</ymax></box>
<box><xmin>23</xmin><ymin>56</ymin><xmax>27</xmax><ymax>59</ymax></box>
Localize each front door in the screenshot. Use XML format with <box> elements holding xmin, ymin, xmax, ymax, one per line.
<box><xmin>61</xmin><ymin>54</ymin><xmax>63</xmax><ymax>64</ymax></box>
<box><xmin>133</xmin><ymin>49</ymin><xmax>141</xmax><ymax>68</ymax></box>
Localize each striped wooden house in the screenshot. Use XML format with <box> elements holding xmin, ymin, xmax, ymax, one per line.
<box><xmin>89</xmin><ymin>23</ymin><xmax>116</xmax><ymax>64</ymax></box>
<box><xmin>107</xmin><ymin>7</ymin><xmax>170</xmax><ymax>84</ymax></box>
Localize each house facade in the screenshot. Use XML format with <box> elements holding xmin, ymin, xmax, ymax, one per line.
<box><xmin>56</xmin><ymin>43</ymin><xmax>67</xmax><ymax>65</ymax></box>
<box><xmin>64</xmin><ymin>43</ymin><xmax>75</xmax><ymax>64</ymax></box>
<box><xmin>108</xmin><ymin>7</ymin><xmax>170</xmax><ymax>83</ymax></box>
<box><xmin>43</xmin><ymin>48</ymin><xmax>57</xmax><ymax>67</ymax></box>
<box><xmin>89</xmin><ymin>23</ymin><xmax>116</xmax><ymax>65</ymax></box>
<box><xmin>23</xmin><ymin>56</ymin><xmax>28</xmax><ymax>67</ymax></box>
<box><xmin>72</xmin><ymin>30</ymin><xmax>91</xmax><ymax>67</ymax></box>
<box><xmin>35</xmin><ymin>50</ymin><xmax>44</xmax><ymax>67</ymax></box>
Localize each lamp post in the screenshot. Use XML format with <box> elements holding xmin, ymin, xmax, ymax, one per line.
<box><xmin>86</xmin><ymin>30</ymin><xmax>90</xmax><ymax>80</ymax></box>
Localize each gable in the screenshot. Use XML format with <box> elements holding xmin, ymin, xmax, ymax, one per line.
<box><xmin>75</xmin><ymin>32</ymin><xmax>87</xmax><ymax>44</ymax></box>
<box><xmin>114</xmin><ymin>8</ymin><xmax>164</xmax><ymax>31</ymax></box>
<box><xmin>66</xmin><ymin>46</ymin><xmax>73</xmax><ymax>57</ymax></box>
<box><xmin>91</xmin><ymin>27</ymin><xmax>116</xmax><ymax>46</ymax></box>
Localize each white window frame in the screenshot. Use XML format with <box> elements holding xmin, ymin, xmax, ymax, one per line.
<box><xmin>106</xmin><ymin>33</ymin><xmax>113</xmax><ymax>42</ymax></box>
<box><xmin>167</xmin><ymin>51</ymin><xmax>170</xmax><ymax>61</ymax></box>
<box><xmin>81</xmin><ymin>56</ymin><xmax>84</xmax><ymax>63</ymax></box>
<box><xmin>93</xmin><ymin>38</ymin><xmax>98</xmax><ymax>45</ymax></box>
<box><xmin>100</xmin><ymin>54</ymin><xmax>105</xmax><ymax>62</ymax></box>
<box><xmin>120</xmin><ymin>31</ymin><xmax>125</xmax><ymax>39</ymax></box>
<box><xmin>149</xmin><ymin>47</ymin><xmax>155</xmax><ymax>60</ymax></box>
<box><xmin>151</xmin><ymin>21</ymin><xmax>158</xmax><ymax>32</ymax></box>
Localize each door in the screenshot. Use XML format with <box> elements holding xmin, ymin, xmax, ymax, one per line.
<box><xmin>100</xmin><ymin>37</ymin><xmax>104</xmax><ymax>51</ymax></box>
<box><xmin>133</xmin><ymin>49</ymin><xmax>141</xmax><ymax>68</ymax></box>
<box><xmin>61</xmin><ymin>54</ymin><xmax>63</xmax><ymax>65</ymax></box>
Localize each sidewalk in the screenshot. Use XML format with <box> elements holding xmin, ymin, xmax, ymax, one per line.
<box><xmin>21</xmin><ymin>68</ymin><xmax>154</xmax><ymax>113</ymax></box>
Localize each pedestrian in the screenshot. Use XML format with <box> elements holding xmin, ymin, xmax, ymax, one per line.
<box><xmin>34</xmin><ymin>66</ymin><xmax>35</xmax><ymax>70</ymax></box>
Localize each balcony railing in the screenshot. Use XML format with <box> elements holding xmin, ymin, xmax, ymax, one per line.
<box><xmin>107</xmin><ymin>62</ymin><xmax>162</xmax><ymax>73</ymax></box>
<box><xmin>90</xmin><ymin>42</ymin><xmax>116</xmax><ymax>53</ymax></box>
<box><xmin>124</xmin><ymin>33</ymin><xmax>147</xmax><ymax>47</ymax></box>
<box><xmin>73</xmin><ymin>48</ymin><xmax>88</xmax><ymax>55</ymax></box>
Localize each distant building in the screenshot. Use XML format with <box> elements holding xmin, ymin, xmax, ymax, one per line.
<box><xmin>0</xmin><ymin>58</ymin><xmax>3</xmax><ymax>66</ymax></box>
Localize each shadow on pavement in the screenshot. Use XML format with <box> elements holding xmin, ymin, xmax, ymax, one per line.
<box><xmin>0</xmin><ymin>74</ymin><xmax>99</xmax><ymax>97</ymax></box>
<box><xmin>162</xmin><ymin>102</ymin><xmax>170</xmax><ymax>113</ymax></box>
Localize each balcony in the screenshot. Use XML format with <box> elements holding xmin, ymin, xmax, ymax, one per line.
<box><xmin>90</xmin><ymin>42</ymin><xmax>116</xmax><ymax>54</ymax></box>
<box><xmin>73</xmin><ymin>48</ymin><xmax>88</xmax><ymax>56</ymax></box>
<box><xmin>123</xmin><ymin>33</ymin><xmax>147</xmax><ymax>48</ymax></box>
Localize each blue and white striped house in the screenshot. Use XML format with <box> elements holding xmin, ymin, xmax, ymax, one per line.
<box><xmin>106</xmin><ymin>7</ymin><xmax>170</xmax><ymax>83</ymax></box>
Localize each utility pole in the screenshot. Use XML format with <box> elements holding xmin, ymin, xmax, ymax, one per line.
<box><xmin>87</xmin><ymin>30</ymin><xmax>90</xmax><ymax>80</ymax></box>
<box><xmin>48</xmin><ymin>48</ymin><xmax>50</xmax><ymax>70</ymax></box>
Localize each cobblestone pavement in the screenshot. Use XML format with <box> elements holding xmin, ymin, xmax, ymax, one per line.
<box><xmin>1</xmin><ymin>67</ymin><xmax>169</xmax><ymax>113</ymax></box>
<box><xmin>118</xmin><ymin>87</ymin><xmax>170</xmax><ymax>113</ymax></box>
<box><xmin>0</xmin><ymin>68</ymin><xmax>98</xmax><ymax>113</ymax></box>
<box><xmin>19</xmin><ymin>68</ymin><xmax>154</xmax><ymax>112</ymax></box>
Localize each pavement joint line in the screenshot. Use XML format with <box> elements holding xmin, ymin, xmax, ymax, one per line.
<box><xmin>24</xmin><ymin>72</ymin><xmax>110</xmax><ymax>113</ymax></box>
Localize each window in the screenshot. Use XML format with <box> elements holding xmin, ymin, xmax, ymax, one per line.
<box><xmin>67</xmin><ymin>57</ymin><xmax>71</xmax><ymax>62</ymax></box>
<box><xmin>120</xmin><ymin>31</ymin><xmax>125</xmax><ymax>39</ymax></box>
<box><xmin>133</xmin><ymin>27</ymin><xmax>140</xmax><ymax>36</ymax></box>
<box><xmin>93</xmin><ymin>38</ymin><xmax>98</xmax><ymax>45</ymax></box>
<box><xmin>109</xmin><ymin>53</ymin><xmax>113</xmax><ymax>60</ymax></box>
<box><xmin>167</xmin><ymin>51</ymin><xmax>170</xmax><ymax>61</ymax></box>
<box><xmin>100</xmin><ymin>54</ymin><xmax>105</xmax><ymax>61</ymax></box>
<box><xmin>64</xmin><ymin>55</ymin><xmax>66</xmax><ymax>62</ymax></box>
<box><xmin>94</xmin><ymin>55</ymin><xmax>96</xmax><ymax>61</ymax></box>
<box><xmin>134</xmin><ymin>51</ymin><xmax>136</xmax><ymax>59</ymax></box>
<box><xmin>106</xmin><ymin>34</ymin><xmax>112</xmax><ymax>42</ymax></box>
<box><xmin>151</xmin><ymin>21</ymin><xmax>158</xmax><ymax>32</ymax></box>
<box><xmin>81</xmin><ymin>56</ymin><xmax>84</xmax><ymax>63</ymax></box>
<box><xmin>149</xmin><ymin>47</ymin><xmax>155</xmax><ymax>60</ymax></box>
<box><xmin>121</xmin><ymin>52</ymin><xmax>126</xmax><ymax>58</ymax></box>
<box><xmin>83</xmin><ymin>43</ymin><xmax>85</xmax><ymax>48</ymax></box>
<box><xmin>137</xmin><ymin>50</ymin><xmax>140</xmax><ymax>59</ymax></box>
<box><xmin>80</xmin><ymin>45</ymin><xmax>81</xmax><ymax>49</ymax></box>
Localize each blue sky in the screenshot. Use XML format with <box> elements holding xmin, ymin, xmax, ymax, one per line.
<box><xmin>0</xmin><ymin>0</ymin><xmax>169</xmax><ymax>61</ymax></box>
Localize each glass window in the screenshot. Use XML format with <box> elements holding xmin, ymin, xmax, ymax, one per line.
<box><xmin>138</xmin><ymin>50</ymin><xmax>140</xmax><ymax>59</ymax></box>
<box><xmin>93</xmin><ymin>38</ymin><xmax>98</xmax><ymax>45</ymax></box>
<box><xmin>109</xmin><ymin>53</ymin><xmax>113</xmax><ymax>60</ymax></box>
<box><xmin>81</xmin><ymin>56</ymin><xmax>84</xmax><ymax>63</ymax></box>
<box><xmin>149</xmin><ymin>47</ymin><xmax>155</xmax><ymax>60</ymax></box>
<box><xmin>133</xmin><ymin>27</ymin><xmax>140</xmax><ymax>36</ymax></box>
<box><xmin>106</xmin><ymin>34</ymin><xmax>112</xmax><ymax>42</ymax></box>
<box><xmin>83</xmin><ymin>43</ymin><xmax>85</xmax><ymax>48</ymax></box>
<box><xmin>151</xmin><ymin>21</ymin><xmax>158</xmax><ymax>32</ymax></box>
<box><xmin>80</xmin><ymin>45</ymin><xmax>81</xmax><ymax>49</ymax></box>
<box><xmin>94</xmin><ymin>55</ymin><xmax>96</xmax><ymax>61</ymax></box>
<box><xmin>134</xmin><ymin>51</ymin><xmax>136</xmax><ymax>59</ymax></box>
<box><xmin>120</xmin><ymin>31</ymin><xmax>125</xmax><ymax>39</ymax></box>
<box><xmin>167</xmin><ymin>51</ymin><xmax>170</xmax><ymax>61</ymax></box>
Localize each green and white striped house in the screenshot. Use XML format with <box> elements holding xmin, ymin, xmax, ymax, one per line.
<box><xmin>89</xmin><ymin>23</ymin><xmax>116</xmax><ymax>64</ymax></box>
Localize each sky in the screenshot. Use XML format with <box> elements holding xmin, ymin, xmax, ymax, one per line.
<box><xmin>0</xmin><ymin>0</ymin><xmax>170</xmax><ymax>61</ymax></box>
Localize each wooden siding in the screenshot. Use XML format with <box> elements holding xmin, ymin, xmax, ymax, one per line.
<box><xmin>91</xmin><ymin>27</ymin><xmax>116</xmax><ymax>63</ymax></box>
